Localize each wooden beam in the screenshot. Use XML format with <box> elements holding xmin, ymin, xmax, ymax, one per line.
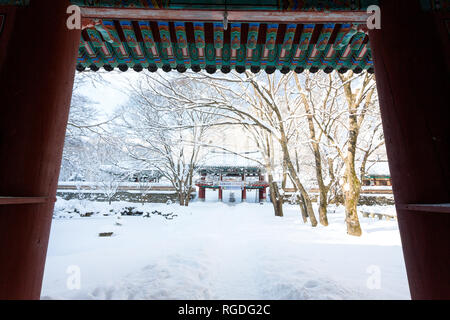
<box><xmin>397</xmin><ymin>204</ymin><xmax>450</xmax><ymax>214</ymax></box>
<box><xmin>80</xmin><ymin>8</ymin><xmax>370</xmax><ymax>23</ymax></box>
<box><xmin>0</xmin><ymin>197</ymin><xmax>49</xmax><ymax>205</ymax></box>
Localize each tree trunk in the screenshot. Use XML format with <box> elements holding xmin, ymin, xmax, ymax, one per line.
<box><xmin>297</xmin><ymin>194</ymin><xmax>308</xmax><ymax>223</ymax></box>
<box><xmin>310</xmin><ymin>132</ymin><xmax>329</xmax><ymax>226</ymax></box>
<box><xmin>343</xmin><ymin>163</ymin><xmax>362</xmax><ymax>236</ymax></box>
<box><xmin>337</xmin><ymin>72</ymin><xmax>375</xmax><ymax>236</ymax></box>
<box><xmin>268</xmin><ymin>174</ymin><xmax>283</xmax><ymax>217</ymax></box>
<box><xmin>311</xmin><ymin>142</ymin><xmax>329</xmax><ymax>226</ymax></box>
<box><xmin>184</xmin><ymin>188</ymin><xmax>191</xmax><ymax>206</ymax></box>
<box><xmin>343</xmin><ymin>113</ymin><xmax>362</xmax><ymax>236</ymax></box>
<box><xmin>294</xmin><ymin>73</ymin><xmax>330</xmax><ymax>226</ymax></box>
<box><xmin>178</xmin><ymin>191</ymin><xmax>185</xmax><ymax>206</ymax></box>
<box><xmin>280</xmin><ymin>140</ymin><xmax>318</xmax><ymax>227</ymax></box>
<box><xmin>342</xmin><ymin>114</ymin><xmax>363</xmax><ymax>236</ymax></box>
<box><xmin>281</xmin><ymin>167</ymin><xmax>287</xmax><ymax>190</ymax></box>
<box><xmin>318</xmin><ymin>188</ymin><xmax>329</xmax><ymax>226</ymax></box>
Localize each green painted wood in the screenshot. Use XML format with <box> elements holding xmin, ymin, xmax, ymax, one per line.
<box><xmin>76</xmin><ymin>20</ymin><xmax>375</xmax><ymax>73</ymax></box>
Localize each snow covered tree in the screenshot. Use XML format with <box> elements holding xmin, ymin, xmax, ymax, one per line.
<box><xmin>296</xmin><ymin>71</ymin><xmax>381</xmax><ymax>236</ymax></box>
<box><xmin>61</xmin><ymin>71</ymin><xmax>114</xmax><ymax>181</ymax></box>
<box><xmin>96</xmin><ymin>166</ymin><xmax>124</xmax><ymax>205</ymax></box>
<box><xmin>158</xmin><ymin>71</ymin><xmax>318</xmax><ymax>225</ymax></box>
<box><xmin>93</xmin><ymin>141</ymin><xmax>131</xmax><ymax>204</ymax></box>
<box><xmin>292</xmin><ymin>72</ymin><xmax>343</xmax><ymax>226</ymax></box>
<box><xmin>115</xmin><ymin>74</ymin><xmax>218</xmax><ymax>206</ymax></box>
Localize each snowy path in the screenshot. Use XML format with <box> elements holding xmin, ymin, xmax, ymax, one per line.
<box><xmin>196</xmin><ymin>208</ymin><xmax>267</xmax><ymax>299</ymax></box>
<box><xmin>42</xmin><ymin>201</ymin><xmax>410</xmax><ymax>300</ymax></box>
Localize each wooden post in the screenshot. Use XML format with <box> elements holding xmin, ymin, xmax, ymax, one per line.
<box><xmin>369</xmin><ymin>0</ymin><xmax>450</xmax><ymax>299</ymax></box>
<box><xmin>0</xmin><ymin>0</ymin><xmax>81</xmax><ymax>299</ymax></box>
<box><xmin>218</xmin><ymin>187</ymin><xmax>223</xmax><ymax>201</ymax></box>
<box><xmin>198</xmin><ymin>187</ymin><xmax>206</xmax><ymax>201</ymax></box>
<box><xmin>242</xmin><ymin>188</ymin><xmax>246</xmax><ymax>202</ymax></box>
<box><xmin>259</xmin><ymin>188</ymin><xmax>267</xmax><ymax>203</ymax></box>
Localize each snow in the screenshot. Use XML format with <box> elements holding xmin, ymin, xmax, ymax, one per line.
<box><xmin>361</xmin><ymin>185</ymin><xmax>392</xmax><ymax>190</ymax></box>
<box><xmin>57</xmin><ymin>189</ymin><xmax>178</xmax><ymax>194</ymax></box>
<box><xmin>359</xmin><ymin>205</ymin><xmax>397</xmax><ymax>216</ymax></box>
<box><xmin>58</xmin><ymin>181</ymin><xmax>174</xmax><ymax>188</ymax></box>
<box><xmin>366</xmin><ymin>161</ymin><xmax>390</xmax><ymax>177</ymax></box>
<box><xmin>41</xmin><ymin>199</ymin><xmax>410</xmax><ymax>300</ymax></box>
<box><xmin>203</xmin><ymin>151</ymin><xmax>262</xmax><ymax>168</ymax></box>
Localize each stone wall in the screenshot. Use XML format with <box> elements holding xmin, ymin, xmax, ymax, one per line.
<box><xmin>282</xmin><ymin>193</ymin><xmax>394</xmax><ymax>206</ymax></box>
<box><xmin>56</xmin><ymin>191</ymin><xmax>195</xmax><ymax>203</ymax></box>
<box><xmin>358</xmin><ymin>195</ymin><xmax>395</xmax><ymax>206</ymax></box>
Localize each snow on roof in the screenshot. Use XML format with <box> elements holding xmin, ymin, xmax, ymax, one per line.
<box><xmin>116</xmin><ymin>159</ymin><xmax>155</xmax><ymax>171</ymax></box>
<box><xmin>99</xmin><ymin>164</ymin><xmax>124</xmax><ymax>175</ymax></box>
<box><xmin>366</xmin><ymin>161</ymin><xmax>390</xmax><ymax>177</ymax></box>
<box><xmin>202</xmin><ymin>151</ymin><xmax>262</xmax><ymax>168</ymax></box>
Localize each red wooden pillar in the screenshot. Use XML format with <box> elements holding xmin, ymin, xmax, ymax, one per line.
<box><xmin>198</xmin><ymin>187</ymin><xmax>206</xmax><ymax>201</ymax></box>
<box><xmin>218</xmin><ymin>187</ymin><xmax>223</xmax><ymax>201</ymax></box>
<box><xmin>241</xmin><ymin>174</ymin><xmax>246</xmax><ymax>202</ymax></box>
<box><xmin>242</xmin><ymin>188</ymin><xmax>246</xmax><ymax>202</ymax></box>
<box><xmin>259</xmin><ymin>188</ymin><xmax>266</xmax><ymax>203</ymax></box>
<box><xmin>0</xmin><ymin>1</ymin><xmax>80</xmax><ymax>299</ymax></box>
<box><xmin>369</xmin><ymin>0</ymin><xmax>450</xmax><ymax>299</ymax></box>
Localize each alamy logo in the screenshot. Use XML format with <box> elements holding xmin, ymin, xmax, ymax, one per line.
<box><xmin>66</xmin><ymin>5</ymin><xmax>81</xmax><ymax>30</ymax></box>
<box><xmin>366</xmin><ymin>265</ymin><xmax>381</xmax><ymax>290</ymax></box>
<box><xmin>367</xmin><ymin>5</ymin><xmax>381</xmax><ymax>30</ymax></box>
<box><xmin>66</xmin><ymin>265</ymin><xmax>81</xmax><ymax>290</ymax></box>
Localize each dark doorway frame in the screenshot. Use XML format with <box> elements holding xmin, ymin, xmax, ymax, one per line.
<box><xmin>0</xmin><ymin>0</ymin><xmax>448</xmax><ymax>299</ymax></box>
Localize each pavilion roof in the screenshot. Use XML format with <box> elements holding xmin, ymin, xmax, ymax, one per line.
<box><xmin>199</xmin><ymin>166</ymin><xmax>262</xmax><ymax>175</ymax></box>
<box><xmin>199</xmin><ymin>151</ymin><xmax>263</xmax><ymax>174</ymax></box>
<box><xmin>365</xmin><ymin>161</ymin><xmax>390</xmax><ymax>178</ymax></box>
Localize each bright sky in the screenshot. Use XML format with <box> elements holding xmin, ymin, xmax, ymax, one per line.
<box><xmin>77</xmin><ymin>71</ymin><xmax>144</xmax><ymax>118</ymax></box>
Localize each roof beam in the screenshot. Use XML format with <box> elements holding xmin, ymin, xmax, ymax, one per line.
<box><xmin>80</xmin><ymin>8</ymin><xmax>370</xmax><ymax>24</ymax></box>
<box><xmin>0</xmin><ymin>197</ymin><xmax>49</xmax><ymax>205</ymax></box>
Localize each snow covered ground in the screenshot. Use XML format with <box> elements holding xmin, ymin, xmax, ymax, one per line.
<box><xmin>41</xmin><ymin>199</ymin><xmax>410</xmax><ymax>300</ymax></box>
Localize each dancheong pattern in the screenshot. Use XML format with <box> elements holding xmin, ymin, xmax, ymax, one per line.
<box><xmin>77</xmin><ymin>20</ymin><xmax>374</xmax><ymax>74</ymax></box>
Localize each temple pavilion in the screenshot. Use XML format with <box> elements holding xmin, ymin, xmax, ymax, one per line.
<box><xmin>196</xmin><ymin>152</ymin><xmax>269</xmax><ymax>202</ymax></box>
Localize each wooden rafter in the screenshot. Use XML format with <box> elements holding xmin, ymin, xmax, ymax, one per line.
<box><xmin>0</xmin><ymin>197</ymin><xmax>49</xmax><ymax>205</ymax></box>
<box><xmin>80</xmin><ymin>8</ymin><xmax>370</xmax><ymax>24</ymax></box>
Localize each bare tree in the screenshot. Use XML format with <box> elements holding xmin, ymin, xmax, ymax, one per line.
<box><xmin>302</xmin><ymin>71</ymin><xmax>380</xmax><ymax>236</ymax></box>
<box><xmin>241</xmin><ymin>117</ymin><xmax>284</xmax><ymax>217</ymax></box>
<box><xmin>156</xmin><ymin>71</ymin><xmax>318</xmax><ymax>226</ymax></box>
<box><xmin>115</xmin><ymin>75</ymin><xmax>217</xmax><ymax>206</ymax></box>
<box><xmin>61</xmin><ymin>71</ymin><xmax>116</xmax><ymax>181</ymax></box>
<box><xmin>96</xmin><ymin>166</ymin><xmax>124</xmax><ymax>205</ymax></box>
